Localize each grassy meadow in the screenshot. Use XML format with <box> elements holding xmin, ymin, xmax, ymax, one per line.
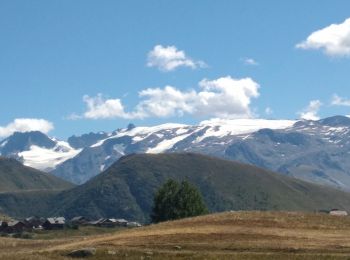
<box><xmin>2</xmin><ymin>211</ymin><xmax>350</xmax><ymax>259</ymax></box>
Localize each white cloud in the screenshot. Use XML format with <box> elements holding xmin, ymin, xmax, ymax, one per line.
<box><xmin>82</xmin><ymin>94</ymin><xmax>130</xmax><ymax>119</ymax></box>
<box><xmin>296</xmin><ymin>18</ymin><xmax>350</xmax><ymax>57</ymax></box>
<box><xmin>134</xmin><ymin>86</ymin><xmax>197</xmax><ymax>118</ymax></box>
<box><xmin>196</xmin><ymin>77</ymin><xmax>260</xmax><ymax>118</ymax></box>
<box><xmin>299</xmin><ymin>100</ymin><xmax>322</xmax><ymax>120</ymax></box>
<box><xmin>331</xmin><ymin>94</ymin><xmax>350</xmax><ymax>106</ymax></box>
<box><xmin>147</xmin><ymin>45</ymin><xmax>207</xmax><ymax>71</ymax></box>
<box><xmin>76</xmin><ymin>76</ymin><xmax>260</xmax><ymax>120</ymax></box>
<box><xmin>242</xmin><ymin>58</ymin><xmax>259</xmax><ymax>66</ymax></box>
<box><xmin>0</xmin><ymin>118</ymin><xmax>54</xmax><ymax>138</ymax></box>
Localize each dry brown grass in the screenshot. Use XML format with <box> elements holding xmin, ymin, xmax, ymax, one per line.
<box><xmin>0</xmin><ymin>214</ymin><xmax>12</xmax><ymax>222</ymax></box>
<box><xmin>3</xmin><ymin>211</ymin><xmax>350</xmax><ymax>259</ymax></box>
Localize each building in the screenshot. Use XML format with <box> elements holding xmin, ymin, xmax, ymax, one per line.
<box><xmin>70</xmin><ymin>216</ymin><xmax>90</xmax><ymax>225</ymax></box>
<box><xmin>0</xmin><ymin>221</ymin><xmax>8</xmax><ymax>232</ymax></box>
<box><xmin>329</xmin><ymin>209</ymin><xmax>348</xmax><ymax>216</ymax></box>
<box><xmin>0</xmin><ymin>221</ymin><xmax>27</xmax><ymax>233</ymax></box>
<box><xmin>111</xmin><ymin>218</ymin><xmax>128</xmax><ymax>227</ymax></box>
<box><xmin>96</xmin><ymin>218</ymin><xmax>117</xmax><ymax>228</ymax></box>
<box><xmin>88</xmin><ymin>218</ymin><xmax>128</xmax><ymax>228</ymax></box>
<box><xmin>126</xmin><ymin>221</ymin><xmax>142</xmax><ymax>228</ymax></box>
<box><xmin>42</xmin><ymin>217</ymin><xmax>66</xmax><ymax>230</ymax></box>
<box><xmin>24</xmin><ymin>216</ymin><xmax>45</xmax><ymax>229</ymax></box>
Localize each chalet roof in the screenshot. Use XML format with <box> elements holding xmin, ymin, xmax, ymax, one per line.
<box><xmin>46</xmin><ymin>217</ymin><xmax>65</xmax><ymax>225</ymax></box>
<box><xmin>88</xmin><ymin>218</ymin><xmax>105</xmax><ymax>225</ymax></box>
<box><xmin>8</xmin><ymin>221</ymin><xmax>25</xmax><ymax>227</ymax></box>
<box><xmin>111</xmin><ymin>218</ymin><xmax>128</xmax><ymax>223</ymax></box>
<box><xmin>71</xmin><ymin>216</ymin><xmax>88</xmax><ymax>222</ymax></box>
<box><xmin>127</xmin><ymin>221</ymin><xmax>142</xmax><ymax>227</ymax></box>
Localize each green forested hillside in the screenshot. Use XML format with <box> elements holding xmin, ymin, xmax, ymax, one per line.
<box><xmin>0</xmin><ymin>157</ymin><xmax>73</xmax><ymax>192</ymax></box>
<box><xmin>3</xmin><ymin>153</ymin><xmax>350</xmax><ymax>221</ymax></box>
<box><xmin>49</xmin><ymin>153</ymin><xmax>350</xmax><ymax>222</ymax></box>
<box><xmin>0</xmin><ymin>190</ymin><xmax>60</xmax><ymax>218</ymax></box>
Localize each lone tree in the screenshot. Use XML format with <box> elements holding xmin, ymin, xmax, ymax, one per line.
<box><xmin>151</xmin><ymin>179</ymin><xmax>208</xmax><ymax>223</ymax></box>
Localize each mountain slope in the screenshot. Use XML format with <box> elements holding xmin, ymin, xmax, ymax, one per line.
<box><xmin>224</xmin><ymin>117</ymin><xmax>350</xmax><ymax>189</ymax></box>
<box><xmin>0</xmin><ymin>131</ymin><xmax>81</xmax><ymax>172</ymax></box>
<box><xmin>50</xmin><ymin>153</ymin><xmax>350</xmax><ymax>222</ymax></box>
<box><xmin>68</xmin><ymin>132</ymin><xmax>109</xmax><ymax>149</ymax></box>
<box><xmin>4</xmin><ymin>116</ymin><xmax>350</xmax><ymax>190</ymax></box>
<box><xmin>50</xmin><ymin>116</ymin><xmax>350</xmax><ymax>189</ymax></box>
<box><xmin>52</xmin><ymin>119</ymin><xmax>295</xmax><ymax>184</ymax></box>
<box><xmin>0</xmin><ymin>190</ymin><xmax>60</xmax><ymax>218</ymax></box>
<box><xmin>0</xmin><ymin>157</ymin><xmax>74</xmax><ymax>192</ymax></box>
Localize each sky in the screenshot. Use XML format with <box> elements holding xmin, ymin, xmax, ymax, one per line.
<box><xmin>1</xmin><ymin>0</ymin><xmax>350</xmax><ymax>139</ymax></box>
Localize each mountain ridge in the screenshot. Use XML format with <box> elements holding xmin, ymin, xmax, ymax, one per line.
<box><xmin>2</xmin><ymin>116</ymin><xmax>350</xmax><ymax>190</ymax></box>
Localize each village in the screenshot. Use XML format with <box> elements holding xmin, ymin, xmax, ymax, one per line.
<box><xmin>0</xmin><ymin>209</ymin><xmax>346</xmax><ymax>235</ymax></box>
<box><xmin>0</xmin><ymin>216</ymin><xmax>142</xmax><ymax>234</ymax></box>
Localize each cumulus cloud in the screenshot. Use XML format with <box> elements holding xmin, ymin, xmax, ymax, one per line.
<box><xmin>147</xmin><ymin>45</ymin><xmax>207</xmax><ymax>71</ymax></box>
<box><xmin>75</xmin><ymin>76</ymin><xmax>260</xmax><ymax>120</ymax></box>
<box><xmin>331</xmin><ymin>94</ymin><xmax>350</xmax><ymax>106</ymax></box>
<box><xmin>299</xmin><ymin>100</ymin><xmax>322</xmax><ymax>120</ymax></box>
<box><xmin>296</xmin><ymin>18</ymin><xmax>350</xmax><ymax>57</ymax></box>
<box><xmin>0</xmin><ymin>118</ymin><xmax>54</xmax><ymax>138</ymax></box>
<box><xmin>242</xmin><ymin>58</ymin><xmax>259</xmax><ymax>66</ymax></box>
<box><xmin>196</xmin><ymin>77</ymin><xmax>260</xmax><ymax>118</ymax></box>
<box><xmin>82</xmin><ymin>94</ymin><xmax>130</xmax><ymax>119</ymax></box>
<box><xmin>134</xmin><ymin>86</ymin><xmax>197</xmax><ymax>118</ymax></box>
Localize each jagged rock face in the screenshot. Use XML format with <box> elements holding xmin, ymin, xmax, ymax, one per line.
<box><xmin>225</xmin><ymin>118</ymin><xmax>350</xmax><ymax>189</ymax></box>
<box><xmin>0</xmin><ymin>131</ymin><xmax>56</xmax><ymax>156</ymax></box>
<box><xmin>67</xmin><ymin>132</ymin><xmax>109</xmax><ymax>149</ymax></box>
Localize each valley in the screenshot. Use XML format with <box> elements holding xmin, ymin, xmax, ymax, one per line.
<box><xmin>2</xmin><ymin>3</ymin><xmax>349</xmax><ymax>259</ymax></box>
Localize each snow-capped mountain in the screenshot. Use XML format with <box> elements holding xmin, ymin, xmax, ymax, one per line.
<box><xmin>0</xmin><ymin>131</ymin><xmax>81</xmax><ymax>172</ymax></box>
<box><xmin>52</xmin><ymin>118</ymin><xmax>296</xmax><ymax>184</ymax></box>
<box><xmin>4</xmin><ymin>116</ymin><xmax>350</xmax><ymax>191</ymax></box>
<box><xmin>225</xmin><ymin>116</ymin><xmax>350</xmax><ymax>189</ymax></box>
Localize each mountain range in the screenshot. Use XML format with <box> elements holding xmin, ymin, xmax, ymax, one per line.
<box><xmin>2</xmin><ymin>153</ymin><xmax>350</xmax><ymax>222</ymax></box>
<box><xmin>1</xmin><ymin>116</ymin><xmax>350</xmax><ymax>190</ymax></box>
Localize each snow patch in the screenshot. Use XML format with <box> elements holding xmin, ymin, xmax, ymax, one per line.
<box><xmin>113</xmin><ymin>144</ymin><xmax>125</xmax><ymax>155</ymax></box>
<box><xmin>18</xmin><ymin>144</ymin><xmax>81</xmax><ymax>171</ymax></box>
<box><xmin>91</xmin><ymin>123</ymin><xmax>188</xmax><ymax>147</ymax></box>
<box><xmin>0</xmin><ymin>140</ymin><xmax>7</xmax><ymax>148</ymax></box>
<box><xmin>146</xmin><ymin>133</ymin><xmax>192</xmax><ymax>153</ymax></box>
<box><xmin>195</xmin><ymin>118</ymin><xmax>296</xmax><ymax>143</ymax></box>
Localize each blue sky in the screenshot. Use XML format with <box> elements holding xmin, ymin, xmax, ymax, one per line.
<box><xmin>1</xmin><ymin>0</ymin><xmax>350</xmax><ymax>139</ymax></box>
